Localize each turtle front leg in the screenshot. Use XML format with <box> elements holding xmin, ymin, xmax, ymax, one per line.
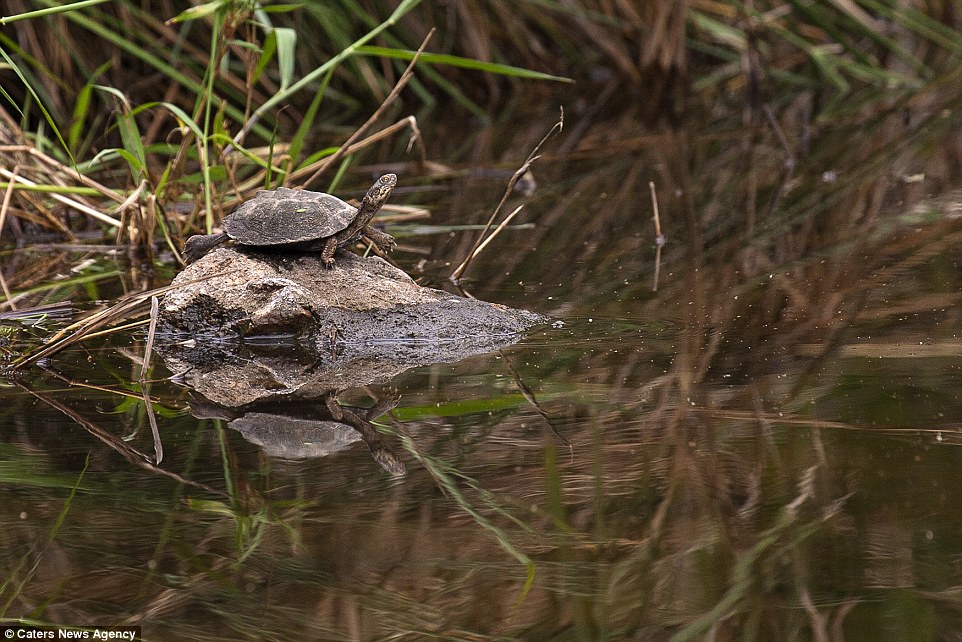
<box><xmin>321</xmin><ymin>236</ymin><xmax>338</xmax><ymax>268</ymax></box>
<box><xmin>361</xmin><ymin>225</ymin><xmax>397</xmax><ymax>254</ymax></box>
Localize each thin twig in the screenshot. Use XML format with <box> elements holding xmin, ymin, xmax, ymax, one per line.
<box><xmin>7</xmin><ymin>272</ymin><xmax>230</xmax><ymax>369</ymax></box>
<box><xmin>0</xmin><ymin>271</ymin><xmax>14</xmax><ymax>310</ymax></box>
<box><xmin>143</xmin><ymin>388</ymin><xmax>163</xmax><ymax>465</ymax></box>
<box><xmin>16</xmin><ymin>380</ymin><xmax>218</xmax><ymax>494</ymax></box>
<box><xmin>38</xmin><ymin>364</ymin><xmax>154</xmax><ymax>402</ymax></box>
<box><xmin>650</xmin><ymin>181</ymin><xmax>664</xmax><ymax>245</ymax></box>
<box><xmin>0</xmin><ymin>145</ymin><xmax>126</xmax><ymax>203</ymax></box>
<box><xmin>299</xmin><ymin>29</ymin><xmax>435</xmax><ymax>189</ymax></box>
<box><xmin>287</xmin><ymin>117</ymin><xmax>424</xmax><ymax>186</ymax></box>
<box><xmin>502</xmin><ymin>350</ymin><xmax>570</xmax><ymax>452</ymax></box>
<box><xmin>451</xmin><ymin>108</ymin><xmax>563</xmax><ymax>283</ymax></box>
<box><xmin>463</xmin><ymin>204</ymin><xmax>524</xmax><ymax>267</ymax></box>
<box><xmin>0</xmin><ymin>164</ymin><xmax>18</xmax><ymax>248</ymax></box>
<box><xmin>138</xmin><ymin>296</ymin><xmax>162</xmax><ymax>467</ymax></box>
<box><xmin>650</xmin><ymin>181</ymin><xmax>665</xmax><ymax>291</ymax></box>
<box><xmin>140</xmin><ymin>296</ymin><xmax>159</xmax><ymax>383</ymax></box>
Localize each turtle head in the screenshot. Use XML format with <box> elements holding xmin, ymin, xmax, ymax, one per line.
<box><xmin>355</xmin><ymin>174</ymin><xmax>397</xmax><ymax>224</ymax></box>
<box><xmin>367</xmin><ymin>173</ymin><xmax>397</xmax><ymax>205</ymax></box>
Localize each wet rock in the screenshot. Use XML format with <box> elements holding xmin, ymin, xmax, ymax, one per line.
<box><xmin>156</xmin><ymin>247</ymin><xmax>545</xmax><ymax>406</ymax></box>
<box><xmin>160</xmin><ymin>247</ymin><xmax>543</xmax><ymax>343</ymax></box>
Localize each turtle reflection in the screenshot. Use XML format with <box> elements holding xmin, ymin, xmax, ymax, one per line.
<box><xmin>189</xmin><ymin>391</ymin><xmax>405</xmax><ymax>476</ymax></box>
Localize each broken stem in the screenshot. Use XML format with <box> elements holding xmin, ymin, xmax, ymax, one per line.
<box><xmin>451</xmin><ymin>108</ymin><xmax>563</xmax><ymax>283</ymax></box>
<box><xmin>650</xmin><ymin>181</ymin><xmax>665</xmax><ymax>292</ymax></box>
<box><xmin>299</xmin><ymin>29</ymin><xmax>435</xmax><ymax>189</ymax></box>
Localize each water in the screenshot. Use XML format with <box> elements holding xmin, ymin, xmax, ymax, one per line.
<box><xmin>4</xmin><ymin>112</ymin><xmax>962</xmax><ymax>640</ymax></box>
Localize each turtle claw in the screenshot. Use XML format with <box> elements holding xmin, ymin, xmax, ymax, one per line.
<box><xmin>362</xmin><ymin>227</ymin><xmax>397</xmax><ymax>254</ymax></box>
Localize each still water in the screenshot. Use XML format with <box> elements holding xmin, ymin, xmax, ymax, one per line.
<box><xmin>3</xmin><ymin>112</ymin><xmax>962</xmax><ymax>640</ymax></box>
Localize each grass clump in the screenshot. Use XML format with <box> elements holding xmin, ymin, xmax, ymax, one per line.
<box><xmin>0</xmin><ymin>0</ymin><xmax>569</xmax><ymax>266</ymax></box>
<box><xmin>0</xmin><ymin>0</ymin><xmax>959</xmax><ymax>267</ymax></box>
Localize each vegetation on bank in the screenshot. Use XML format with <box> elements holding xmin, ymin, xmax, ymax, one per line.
<box><xmin>0</xmin><ymin>0</ymin><xmax>959</xmax><ymax>266</ymax></box>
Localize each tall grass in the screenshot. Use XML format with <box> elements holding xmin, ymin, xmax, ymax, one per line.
<box><xmin>0</xmin><ymin>0</ymin><xmax>959</xmax><ymax>263</ymax></box>
<box><xmin>0</xmin><ymin>0</ymin><xmax>569</xmax><ymax>263</ymax></box>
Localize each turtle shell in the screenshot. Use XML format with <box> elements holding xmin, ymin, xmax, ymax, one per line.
<box><xmin>223</xmin><ymin>187</ymin><xmax>356</xmax><ymax>246</ymax></box>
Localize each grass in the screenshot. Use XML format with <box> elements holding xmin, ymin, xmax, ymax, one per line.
<box><xmin>0</xmin><ymin>0</ymin><xmax>573</xmax><ymax>271</ymax></box>
<box><xmin>2</xmin><ymin>5</ymin><xmax>962</xmax><ymax>639</ymax></box>
<box><xmin>0</xmin><ymin>2</ymin><xmax>956</xmax><ymax>274</ymax></box>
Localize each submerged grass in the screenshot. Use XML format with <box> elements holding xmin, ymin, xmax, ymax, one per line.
<box><xmin>1</xmin><ymin>3</ymin><xmax>962</xmax><ymax>639</ymax></box>
<box><xmin>0</xmin><ymin>454</ymin><xmax>87</xmax><ymax>617</ymax></box>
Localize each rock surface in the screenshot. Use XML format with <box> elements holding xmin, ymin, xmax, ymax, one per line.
<box><xmin>161</xmin><ymin>247</ymin><xmax>543</xmax><ymax>341</ymax></box>
<box><xmin>156</xmin><ymin>247</ymin><xmax>546</xmax><ymax>404</ymax></box>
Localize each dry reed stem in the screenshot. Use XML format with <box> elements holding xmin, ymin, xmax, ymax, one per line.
<box><xmin>299</xmin><ymin>29</ymin><xmax>435</xmax><ymax>189</ymax></box>
<box><xmin>502</xmin><ymin>350</ymin><xmax>570</xmax><ymax>450</ymax></box>
<box><xmin>650</xmin><ymin>181</ymin><xmax>665</xmax><ymax>291</ymax></box>
<box><xmin>0</xmin><ymin>167</ymin><xmax>122</xmax><ymax>227</ymax></box>
<box><xmin>139</xmin><ymin>295</ymin><xmax>159</xmax><ymax>383</ymax></box>
<box><xmin>460</xmin><ymin>204</ymin><xmax>524</xmax><ymax>285</ymax></box>
<box><xmin>16</xmin><ymin>380</ymin><xmax>219</xmax><ymax>494</ymax></box>
<box><xmin>0</xmin><ymin>165</ymin><xmax>18</xmax><ymax>251</ymax></box>
<box><xmin>0</xmin><ymin>145</ymin><xmax>126</xmax><ymax>203</ymax></box>
<box><xmin>37</xmin><ymin>363</ymin><xmax>156</xmax><ymax>404</ymax></box>
<box><xmin>450</xmin><ymin>109</ymin><xmax>563</xmax><ymax>282</ymax></box>
<box><xmin>7</xmin><ymin>272</ymin><xmax>231</xmax><ymax>369</ymax></box>
<box><xmin>0</xmin><ymin>271</ymin><xmax>14</xmax><ymax>311</ymax></box>
<box><xmin>286</xmin><ymin>117</ymin><xmax>425</xmax><ymax>187</ymax></box>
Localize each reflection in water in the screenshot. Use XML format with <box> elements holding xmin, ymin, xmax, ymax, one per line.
<box><xmin>4</xmin><ymin>96</ymin><xmax>962</xmax><ymax>640</ymax></box>
<box><xmin>190</xmin><ymin>390</ymin><xmax>406</xmax><ymax>476</ymax></box>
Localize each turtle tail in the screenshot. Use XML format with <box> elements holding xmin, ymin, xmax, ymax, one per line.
<box><xmin>184</xmin><ymin>231</ymin><xmax>230</xmax><ymax>263</ymax></box>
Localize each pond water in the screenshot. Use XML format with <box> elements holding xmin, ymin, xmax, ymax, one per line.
<box><xmin>3</xmin><ymin>103</ymin><xmax>962</xmax><ymax>641</ymax></box>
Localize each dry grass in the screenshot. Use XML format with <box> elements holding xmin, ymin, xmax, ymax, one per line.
<box><xmin>0</xmin><ymin>1</ymin><xmax>956</xmax><ymax>264</ymax></box>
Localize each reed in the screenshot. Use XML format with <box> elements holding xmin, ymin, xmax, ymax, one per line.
<box><xmin>0</xmin><ymin>0</ymin><xmax>570</xmax><ymax>263</ymax></box>
<box><xmin>0</xmin><ymin>1</ymin><xmax>958</xmax><ymax>267</ymax></box>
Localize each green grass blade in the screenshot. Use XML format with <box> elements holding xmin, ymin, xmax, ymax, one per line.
<box><xmin>396</xmin><ymin>430</ymin><xmax>536</xmax><ymax>601</ymax></box>
<box><xmin>0</xmin><ymin>45</ymin><xmax>74</xmax><ymax>163</ymax></box>
<box><xmin>358</xmin><ymin>46</ymin><xmax>574</xmax><ymax>83</ymax></box>
<box><xmin>26</xmin><ymin>0</ymin><xmax>271</xmax><ymax>141</ymax></box>
<box><xmin>0</xmin><ymin>0</ymin><xmax>111</xmax><ymax>24</ymax></box>
<box><xmin>271</xmin><ymin>27</ymin><xmax>297</xmax><ymax>92</ymax></box>
<box><xmin>250</xmin><ymin>0</ymin><xmax>423</xmax><ymax>122</ymax></box>
<box><xmin>68</xmin><ymin>62</ymin><xmax>110</xmax><ymax>154</ymax></box>
<box><xmin>287</xmin><ymin>67</ymin><xmax>334</xmax><ymax>175</ymax></box>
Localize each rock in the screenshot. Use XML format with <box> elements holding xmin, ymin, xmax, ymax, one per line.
<box><xmin>160</xmin><ymin>247</ymin><xmax>543</xmax><ymax>341</ymax></box>
<box><xmin>155</xmin><ymin>247</ymin><xmax>545</xmax><ymax>405</ymax></box>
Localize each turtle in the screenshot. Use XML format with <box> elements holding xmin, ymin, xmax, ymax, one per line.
<box><xmin>183</xmin><ymin>174</ymin><xmax>398</xmax><ymax>267</ymax></box>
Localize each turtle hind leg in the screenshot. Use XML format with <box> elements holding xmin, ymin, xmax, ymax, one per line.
<box><xmin>320</xmin><ymin>236</ymin><xmax>338</xmax><ymax>268</ymax></box>
<box><xmin>361</xmin><ymin>225</ymin><xmax>397</xmax><ymax>254</ymax></box>
<box><xmin>184</xmin><ymin>231</ymin><xmax>230</xmax><ymax>263</ymax></box>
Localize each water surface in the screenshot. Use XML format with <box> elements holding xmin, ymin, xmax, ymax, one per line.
<box><xmin>3</xmin><ymin>108</ymin><xmax>962</xmax><ymax>640</ymax></box>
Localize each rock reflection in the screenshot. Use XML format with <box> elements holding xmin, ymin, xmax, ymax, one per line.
<box><xmin>155</xmin><ymin>316</ymin><xmax>537</xmax><ymax>475</ymax></box>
